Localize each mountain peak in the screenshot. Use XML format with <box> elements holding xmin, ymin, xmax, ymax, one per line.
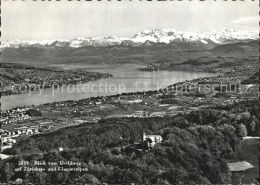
<box><xmin>1</xmin><ymin>29</ymin><xmax>258</xmax><ymax>49</ymax></box>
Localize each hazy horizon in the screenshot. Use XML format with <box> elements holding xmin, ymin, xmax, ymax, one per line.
<box><xmin>2</xmin><ymin>1</ymin><xmax>258</xmax><ymax>41</ymax></box>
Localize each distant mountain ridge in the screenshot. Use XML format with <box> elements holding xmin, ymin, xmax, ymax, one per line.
<box><xmin>1</xmin><ymin>29</ymin><xmax>258</xmax><ymax>49</ymax></box>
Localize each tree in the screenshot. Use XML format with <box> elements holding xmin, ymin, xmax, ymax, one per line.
<box><xmin>249</xmin><ymin>121</ymin><xmax>256</xmax><ymax>134</ymax></box>
<box><xmin>237</xmin><ymin>123</ymin><xmax>247</xmax><ymax>137</ymax></box>
<box><xmin>26</xmin><ymin>109</ymin><xmax>42</xmax><ymax>116</ymax></box>
<box><xmin>78</xmin><ymin>174</ymin><xmax>100</xmax><ymax>184</ymax></box>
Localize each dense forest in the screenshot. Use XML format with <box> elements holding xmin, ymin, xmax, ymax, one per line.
<box><xmin>0</xmin><ymin>100</ymin><xmax>259</xmax><ymax>184</ymax></box>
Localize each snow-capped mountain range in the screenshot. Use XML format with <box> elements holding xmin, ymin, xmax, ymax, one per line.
<box><xmin>1</xmin><ymin>29</ymin><xmax>258</xmax><ymax>49</ymax></box>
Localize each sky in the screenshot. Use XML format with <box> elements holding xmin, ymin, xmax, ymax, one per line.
<box><xmin>2</xmin><ymin>1</ymin><xmax>259</xmax><ymax>41</ymax></box>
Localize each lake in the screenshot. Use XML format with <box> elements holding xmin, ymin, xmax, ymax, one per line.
<box><xmin>1</xmin><ymin>64</ymin><xmax>216</xmax><ymax>110</ymax></box>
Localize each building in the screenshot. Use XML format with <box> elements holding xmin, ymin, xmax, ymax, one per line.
<box><xmin>143</xmin><ymin>133</ymin><xmax>162</xmax><ymax>148</ymax></box>
<box><xmin>227</xmin><ymin>161</ymin><xmax>254</xmax><ymax>172</ymax></box>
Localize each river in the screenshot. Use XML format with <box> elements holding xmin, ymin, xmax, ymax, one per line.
<box><xmin>1</xmin><ymin>64</ymin><xmax>216</xmax><ymax>110</ymax></box>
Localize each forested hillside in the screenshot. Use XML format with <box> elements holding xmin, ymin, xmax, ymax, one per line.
<box><xmin>0</xmin><ymin>100</ymin><xmax>258</xmax><ymax>184</ymax></box>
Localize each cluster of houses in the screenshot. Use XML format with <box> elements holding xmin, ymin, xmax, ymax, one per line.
<box><xmin>0</xmin><ymin>107</ymin><xmax>31</xmax><ymax>125</ymax></box>
<box><xmin>0</xmin><ymin>125</ymin><xmax>39</xmax><ymax>151</ymax></box>
<box><xmin>130</xmin><ymin>111</ymin><xmax>167</xmax><ymax>118</ymax></box>
<box><xmin>38</xmin><ymin>122</ymin><xmax>54</xmax><ymax>130</ymax></box>
<box><xmin>0</xmin><ymin>76</ymin><xmax>17</xmax><ymax>95</ymax></box>
<box><xmin>199</xmin><ymin>75</ymin><xmax>242</xmax><ymax>84</ymax></box>
<box><xmin>54</xmin><ymin>97</ymin><xmax>106</xmax><ymax>108</ymax></box>
<box><xmin>0</xmin><ymin>121</ymin><xmax>55</xmax><ymax>151</ymax></box>
<box><xmin>0</xmin><ymin>129</ymin><xmax>17</xmax><ymax>151</ymax></box>
<box><xmin>213</xmin><ymin>65</ymin><xmax>258</xmax><ymax>76</ymax></box>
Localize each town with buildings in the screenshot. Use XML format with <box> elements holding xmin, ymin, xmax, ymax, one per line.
<box><xmin>0</xmin><ymin>63</ymin><xmax>112</xmax><ymax>96</ymax></box>
<box><xmin>0</xmin><ymin>66</ymin><xmax>258</xmax><ymax>153</ymax></box>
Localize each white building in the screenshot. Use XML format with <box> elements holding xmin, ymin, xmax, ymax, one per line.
<box><xmin>143</xmin><ymin>133</ymin><xmax>162</xmax><ymax>148</ymax></box>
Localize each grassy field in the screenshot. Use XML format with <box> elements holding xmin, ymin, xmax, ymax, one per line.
<box><xmin>236</xmin><ymin>138</ymin><xmax>259</xmax><ymax>184</ymax></box>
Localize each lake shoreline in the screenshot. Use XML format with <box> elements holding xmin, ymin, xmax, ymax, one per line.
<box><xmin>1</xmin><ymin>70</ymin><xmax>216</xmax><ymax>111</ymax></box>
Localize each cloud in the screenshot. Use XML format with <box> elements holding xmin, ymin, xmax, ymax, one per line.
<box><xmin>232</xmin><ymin>16</ymin><xmax>258</xmax><ymax>25</ymax></box>
<box><xmin>230</xmin><ymin>16</ymin><xmax>258</xmax><ymax>30</ymax></box>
